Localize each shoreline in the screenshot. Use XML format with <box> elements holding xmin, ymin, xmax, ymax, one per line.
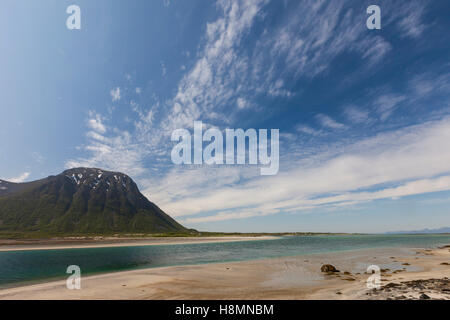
<box><xmin>0</xmin><ymin>245</ymin><xmax>449</xmax><ymax>299</ymax></box>
<box><xmin>0</xmin><ymin>236</ymin><xmax>278</xmax><ymax>252</ymax></box>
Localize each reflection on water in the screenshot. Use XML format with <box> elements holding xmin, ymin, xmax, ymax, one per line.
<box><xmin>0</xmin><ymin>234</ymin><xmax>449</xmax><ymax>288</ymax></box>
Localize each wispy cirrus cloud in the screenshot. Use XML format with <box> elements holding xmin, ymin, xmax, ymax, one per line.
<box><xmin>163</xmin><ymin>0</ymin><xmax>269</xmax><ymax>131</ymax></box>
<box><xmin>66</xmin><ymin>111</ymin><xmax>147</xmax><ymax>177</ymax></box>
<box><xmin>344</xmin><ymin>105</ymin><xmax>371</xmax><ymax>124</ymax></box>
<box><xmin>374</xmin><ymin>94</ymin><xmax>406</xmax><ymax>121</ymax></box>
<box><xmin>296</xmin><ymin>125</ymin><xmax>324</xmax><ymax>137</ymax></box>
<box><xmin>358</xmin><ymin>36</ymin><xmax>392</xmax><ymax>65</ymax></box>
<box><xmin>395</xmin><ymin>2</ymin><xmax>427</xmax><ymax>38</ymax></box>
<box><xmin>64</xmin><ymin>0</ymin><xmax>447</xmax><ymax>228</ymax></box>
<box><xmin>316</xmin><ymin>114</ymin><xmax>347</xmax><ymax>130</ymax></box>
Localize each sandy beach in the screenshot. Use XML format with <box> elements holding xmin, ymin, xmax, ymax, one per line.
<box><xmin>0</xmin><ymin>245</ymin><xmax>449</xmax><ymax>300</ymax></box>
<box><xmin>0</xmin><ymin>236</ymin><xmax>277</xmax><ymax>252</ymax></box>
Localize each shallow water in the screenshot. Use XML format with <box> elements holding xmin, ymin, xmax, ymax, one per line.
<box><xmin>0</xmin><ymin>234</ymin><xmax>449</xmax><ymax>288</ymax></box>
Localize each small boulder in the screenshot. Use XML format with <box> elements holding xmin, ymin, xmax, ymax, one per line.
<box><xmin>419</xmin><ymin>293</ymin><xmax>430</xmax><ymax>300</ymax></box>
<box><xmin>321</xmin><ymin>264</ymin><xmax>340</xmax><ymax>273</ymax></box>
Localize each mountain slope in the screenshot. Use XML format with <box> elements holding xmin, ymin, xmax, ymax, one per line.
<box><xmin>0</xmin><ymin>168</ymin><xmax>188</xmax><ymax>235</ymax></box>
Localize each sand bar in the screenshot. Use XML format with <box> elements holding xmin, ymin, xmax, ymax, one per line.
<box><xmin>0</xmin><ymin>236</ymin><xmax>278</xmax><ymax>252</ymax></box>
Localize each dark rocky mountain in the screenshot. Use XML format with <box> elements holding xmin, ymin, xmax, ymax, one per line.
<box><xmin>0</xmin><ymin>168</ymin><xmax>189</xmax><ymax>235</ymax></box>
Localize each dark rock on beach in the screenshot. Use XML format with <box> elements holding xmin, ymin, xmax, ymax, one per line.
<box><xmin>321</xmin><ymin>264</ymin><xmax>340</xmax><ymax>273</ymax></box>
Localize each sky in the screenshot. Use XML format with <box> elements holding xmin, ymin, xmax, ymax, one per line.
<box><xmin>1</xmin><ymin>0</ymin><xmax>450</xmax><ymax>233</ymax></box>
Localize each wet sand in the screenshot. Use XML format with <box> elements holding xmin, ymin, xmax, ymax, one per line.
<box><xmin>0</xmin><ymin>245</ymin><xmax>449</xmax><ymax>300</ymax></box>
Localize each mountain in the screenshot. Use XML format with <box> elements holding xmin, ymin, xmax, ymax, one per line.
<box><xmin>0</xmin><ymin>168</ymin><xmax>189</xmax><ymax>235</ymax></box>
<box><xmin>385</xmin><ymin>227</ymin><xmax>450</xmax><ymax>234</ymax></box>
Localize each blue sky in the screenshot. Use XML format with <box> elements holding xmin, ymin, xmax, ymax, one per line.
<box><xmin>1</xmin><ymin>0</ymin><xmax>450</xmax><ymax>233</ymax></box>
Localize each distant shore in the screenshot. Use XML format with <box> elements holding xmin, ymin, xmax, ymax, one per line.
<box><xmin>0</xmin><ymin>244</ymin><xmax>449</xmax><ymax>300</ymax></box>
<box><xmin>0</xmin><ymin>236</ymin><xmax>278</xmax><ymax>252</ymax></box>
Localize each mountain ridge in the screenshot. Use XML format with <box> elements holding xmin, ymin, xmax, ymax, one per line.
<box><xmin>0</xmin><ymin>168</ymin><xmax>189</xmax><ymax>235</ymax></box>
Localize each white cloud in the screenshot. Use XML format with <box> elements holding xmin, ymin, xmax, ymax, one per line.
<box><xmin>156</xmin><ymin>118</ymin><xmax>450</xmax><ymax>223</ymax></box>
<box><xmin>358</xmin><ymin>36</ymin><xmax>392</xmax><ymax>65</ymax></box>
<box><xmin>182</xmin><ymin>173</ymin><xmax>450</xmax><ymax>224</ymax></box>
<box><xmin>316</xmin><ymin>114</ymin><xmax>346</xmax><ymax>130</ymax></box>
<box><xmin>162</xmin><ymin>0</ymin><xmax>268</xmax><ymax>132</ymax></box>
<box><xmin>67</xmin><ymin>112</ymin><xmax>148</xmax><ymax>177</ymax></box>
<box><xmin>344</xmin><ymin>106</ymin><xmax>370</xmax><ymax>124</ymax></box>
<box><xmin>66</xmin><ymin>130</ymin><xmax>147</xmax><ymax>177</ymax></box>
<box><xmin>267</xmin><ymin>79</ymin><xmax>292</xmax><ymax>97</ymax></box>
<box><xmin>7</xmin><ymin>172</ymin><xmax>30</xmax><ymax>183</ymax></box>
<box><xmin>87</xmin><ymin>111</ymin><xmax>107</xmax><ymax>134</ymax></box>
<box><xmin>236</xmin><ymin>97</ymin><xmax>251</xmax><ymax>109</ymax></box>
<box><xmin>409</xmin><ymin>72</ymin><xmax>450</xmax><ymax>97</ymax></box>
<box><xmin>396</xmin><ymin>3</ymin><xmax>426</xmax><ymax>38</ymax></box>
<box><xmin>125</xmin><ymin>0</ymin><xmax>423</xmax><ymax>149</ymax></box>
<box><xmin>110</xmin><ymin>87</ymin><xmax>121</xmax><ymax>102</ymax></box>
<box><xmin>160</xmin><ymin>61</ymin><xmax>167</xmax><ymax>77</ymax></box>
<box><xmin>374</xmin><ymin>94</ymin><xmax>406</xmax><ymax>121</ymax></box>
<box><xmin>256</xmin><ymin>0</ymin><xmax>394</xmax><ymax>85</ymax></box>
<box><xmin>65</xmin><ymin>0</ymin><xmax>440</xmax><ymax>227</ymax></box>
<box><xmin>141</xmin><ymin>165</ymin><xmax>260</xmax><ymax>208</ymax></box>
<box><xmin>296</xmin><ymin>125</ymin><xmax>323</xmax><ymax>136</ymax></box>
<box><xmin>182</xmin><ymin>210</ymin><xmax>265</xmax><ymax>224</ymax></box>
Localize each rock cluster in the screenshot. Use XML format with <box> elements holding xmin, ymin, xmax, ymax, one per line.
<box><xmin>367</xmin><ymin>278</ymin><xmax>450</xmax><ymax>300</ymax></box>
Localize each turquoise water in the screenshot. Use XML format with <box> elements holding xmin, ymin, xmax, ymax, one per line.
<box><xmin>0</xmin><ymin>234</ymin><xmax>449</xmax><ymax>288</ymax></box>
